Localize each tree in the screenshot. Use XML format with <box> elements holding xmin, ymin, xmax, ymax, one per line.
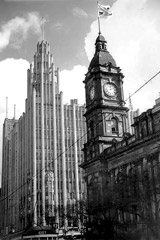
<box><xmin>93</xmin><ymin>161</ymin><xmax>160</xmax><ymax>240</ymax></box>
<box><xmin>85</xmin><ymin>166</ymin><xmax>160</xmax><ymax>240</ymax></box>
<box><xmin>134</xmin><ymin>166</ymin><xmax>160</xmax><ymax>240</ymax></box>
<box><xmin>85</xmin><ymin>171</ymin><xmax>135</xmax><ymax>240</ymax></box>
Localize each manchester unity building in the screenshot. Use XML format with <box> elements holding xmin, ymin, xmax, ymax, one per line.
<box><xmin>0</xmin><ymin>40</ymin><xmax>86</xmax><ymax>235</ymax></box>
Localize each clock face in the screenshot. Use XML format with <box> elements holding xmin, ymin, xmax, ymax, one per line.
<box><xmin>89</xmin><ymin>86</ymin><xmax>95</xmax><ymax>100</ymax></box>
<box><xmin>104</xmin><ymin>83</ymin><xmax>117</xmax><ymax>97</ymax></box>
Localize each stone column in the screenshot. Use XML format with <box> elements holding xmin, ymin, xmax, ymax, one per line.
<box><xmin>73</xmin><ymin>102</ymin><xmax>81</xmax><ymax>228</ymax></box>
<box><xmin>60</xmin><ymin>91</ymin><xmax>67</xmax><ymax>227</ymax></box>
<box><xmin>41</xmin><ymin>44</ymin><xmax>46</xmax><ymax>226</ymax></box>
<box><xmin>52</xmin><ymin>63</ymin><xmax>59</xmax><ymax>225</ymax></box>
<box><xmin>33</xmin><ymin>85</ymin><xmax>37</xmax><ymax>225</ymax></box>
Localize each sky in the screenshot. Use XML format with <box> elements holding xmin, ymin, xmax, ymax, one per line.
<box><xmin>0</xmin><ymin>0</ymin><xmax>160</xmax><ymax>183</ymax></box>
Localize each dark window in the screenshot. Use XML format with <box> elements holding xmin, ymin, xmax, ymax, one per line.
<box><xmin>111</xmin><ymin>117</ymin><xmax>118</xmax><ymax>133</ymax></box>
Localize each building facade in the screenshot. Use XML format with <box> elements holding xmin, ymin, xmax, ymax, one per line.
<box><xmin>82</xmin><ymin>33</ymin><xmax>160</xmax><ymax>239</ymax></box>
<box><xmin>1</xmin><ymin>40</ymin><xmax>86</xmax><ymax>236</ymax></box>
<box><xmin>100</xmin><ymin>97</ymin><xmax>160</xmax><ymax>239</ymax></box>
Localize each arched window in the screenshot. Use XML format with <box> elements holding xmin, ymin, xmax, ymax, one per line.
<box><xmin>111</xmin><ymin>117</ymin><xmax>118</xmax><ymax>133</ymax></box>
<box><xmin>90</xmin><ymin>121</ymin><xmax>94</xmax><ymax>138</ymax></box>
<box><xmin>88</xmin><ymin>121</ymin><xmax>94</xmax><ymax>139</ymax></box>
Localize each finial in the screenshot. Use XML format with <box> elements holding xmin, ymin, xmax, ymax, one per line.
<box><xmin>14</xmin><ymin>104</ymin><xmax>16</xmax><ymax>119</ymax></box>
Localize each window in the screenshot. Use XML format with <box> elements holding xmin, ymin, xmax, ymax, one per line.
<box><xmin>111</xmin><ymin>117</ymin><xmax>118</xmax><ymax>133</ymax></box>
<box><xmin>90</xmin><ymin>121</ymin><xmax>94</xmax><ymax>138</ymax></box>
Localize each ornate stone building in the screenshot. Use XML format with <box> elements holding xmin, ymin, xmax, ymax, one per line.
<box><xmin>0</xmin><ymin>40</ymin><xmax>86</xmax><ymax>237</ymax></box>
<box><xmin>83</xmin><ymin>33</ymin><xmax>128</xmax><ymax>161</ymax></box>
<box><xmin>82</xmin><ymin>33</ymin><xmax>160</xmax><ymax>239</ymax></box>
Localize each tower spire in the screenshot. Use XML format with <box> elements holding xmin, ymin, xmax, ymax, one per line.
<box><xmin>41</xmin><ymin>17</ymin><xmax>45</xmax><ymax>41</ymax></box>
<box><xmin>14</xmin><ymin>104</ymin><xmax>16</xmax><ymax>119</ymax></box>
<box><xmin>6</xmin><ymin>96</ymin><xmax>8</xmax><ymax>119</ymax></box>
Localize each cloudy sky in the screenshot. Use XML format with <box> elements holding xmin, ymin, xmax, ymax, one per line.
<box><xmin>0</xmin><ymin>0</ymin><xmax>160</xmax><ymax>182</ymax></box>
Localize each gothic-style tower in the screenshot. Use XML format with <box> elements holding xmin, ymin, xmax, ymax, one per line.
<box><xmin>1</xmin><ymin>39</ymin><xmax>86</xmax><ymax>233</ymax></box>
<box><xmin>83</xmin><ymin>34</ymin><xmax>128</xmax><ymax>162</ymax></box>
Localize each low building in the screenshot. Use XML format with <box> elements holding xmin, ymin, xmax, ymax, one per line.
<box><xmin>82</xmin><ymin>96</ymin><xmax>160</xmax><ymax>239</ymax></box>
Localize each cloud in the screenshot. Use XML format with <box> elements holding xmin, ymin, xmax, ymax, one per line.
<box><xmin>5</xmin><ymin>0</ymin><xmax>64</xmax><ymax>1</ymax></box>
<box><xmin>0</xmin><ymin>58</ymin><xmax>29</xmax><ymax>116</ymax></box>
<box><xmin>60</xmin><ymin>65</ymin><xmax>87</xmax><ymax>104</ymax></box>
<box><xmin>0</xmin><ymin>62</ymin><xmax>86</xmax><ymax>184</ymax></box>
<box><xmin>52</xmin><ymin>22</ymin><xmax>64</xmax><ymax>31</ymax></box>
<box><xmin>84</xmin><ymin>0</ymin><xmax>160</xmax><ymax>112</ymax></box>
<box><xmin>72</xmin><ymin>7</ymin><xmax>88</xmax><ymax>18</ymax></box>
<box><xmin>5</xmin><ymin>0</ymin><xmax>76</xmax><ymax>1</ymax></box>
<box><xmin>0</xmin><ymin>12</ymin><xmax>42</xmax><ymax>51</ymax></box>
<box><xmin>0</xmin><ymin>58</ymin><xmax>29</xmax><ymax>182</ymax></box>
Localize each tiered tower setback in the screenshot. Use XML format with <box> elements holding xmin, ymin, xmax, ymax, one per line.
<box><xmin>1</xmin><ymin>40</ymin><xmax>86</xmax><ymax>233</ymax></box>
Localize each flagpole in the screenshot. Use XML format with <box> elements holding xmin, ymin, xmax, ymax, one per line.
<box><xmin>97</xmin><ymin>1</ymin><xmax>101</xmax><ymax>35</ymax></box>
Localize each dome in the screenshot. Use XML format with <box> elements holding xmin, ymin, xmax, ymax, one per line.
<box><xmin>96</xmin><ymin>34</ymin><xmax>106</xmax><ymax>43</ymax></box>
<box><xmin>88</xmin><ymin>34</ymin><xmax>117</xmax><ymax>71</ymax></box>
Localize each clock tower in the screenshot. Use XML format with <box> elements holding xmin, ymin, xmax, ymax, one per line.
<box><xmin>83</xmin><ymin>33</ymin><xmax>128</xmax><ymax>162</ymax></box>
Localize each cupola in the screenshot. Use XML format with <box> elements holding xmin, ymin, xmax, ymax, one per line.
<box><xmin>88</xmin><ymin>33</ymin><xmax>116</xmax><ymax>71</ymax></box>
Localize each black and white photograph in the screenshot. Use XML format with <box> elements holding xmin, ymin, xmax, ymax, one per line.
<box><xmin>0</xmin><ymin>0</ymin><xmax>160</xmax><ymax>239</ymax></box>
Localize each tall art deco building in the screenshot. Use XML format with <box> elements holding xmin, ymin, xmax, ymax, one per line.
<box><xmin>1</xmin><ymin>40</ymin><xmax>86</xmax><ymax>232</ymax></box>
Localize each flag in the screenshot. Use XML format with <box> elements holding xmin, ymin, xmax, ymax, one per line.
<box><xmin>98</xmin><ymin>3</ymin><xmax>112</xmax><ymax>17</ymax></box>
